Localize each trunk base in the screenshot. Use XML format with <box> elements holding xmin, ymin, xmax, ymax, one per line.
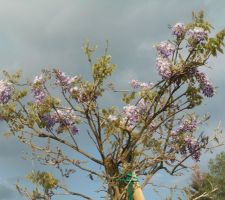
<box><xmin>133</xmin><ymin>185</ymin><xmax>145</xmax><ymax>200</ymax></box>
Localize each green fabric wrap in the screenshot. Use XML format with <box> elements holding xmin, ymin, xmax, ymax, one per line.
<box><xmin>117</xmin><ymin>171</ymin><xmax>139</xmax><ymax>200</ymax></box>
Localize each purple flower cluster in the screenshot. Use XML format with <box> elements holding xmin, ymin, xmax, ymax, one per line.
<box><xmin>137</xmin><ymin>99</ymin><xmax>147</xmax><ymax>110</ymax></box>
<box><xmin>184</xmin><ymin>136</ymin><xmax>201</xmax><ymax>161</ymax></box>
<box><xmin>170</xmin><ymin>127</ymin><xmax>201</xmax><ymax>161</ymax></box>
<box><xmin>154</xmin><ymin>41</ymin><xmax>174</xmax><ymax>80</ymax></box>
<box><xmin>32</xmin><ymin>89</ymin><xmax>46</xmax><ymax>103</ymax></box>
<box><xmin>54</xmin><ymin>69</ymin><xmax>78</xmax><ymax>89</ymax></box>
<box><xmin>32</xmin><ymin>74</ymin><xmax>46</xmax><ymax>104</ymax></box>
<box><xmin>122</xmin><ymin>102</ymin><xmax>152</xmax><ymax>129</ymax></box>
<box><xmin>130</xmin><ymin>80</ymin><xmax>154</xmax><ymax>90</ymax></box>
<box><xmin>172</xmin><ymin>23</ymin><xmax>186</xmax><ymax>38</ymax></box>
<box><xmin>187</xmin><ymin>27</ymin><xmax>208</xmax><ymax>43</ymax></box>
<box><xmin>53</xmin><ymin>69</ymin><xmax>90</xmax><ymax>103</ymax></box>
<box><xmin>55</xmin><ymin>108</ymin><xmax>79</xmax><ymax>123</ymax></box>
<box><xmin>41</xmin><ymin>115</ymin><xmax>57</xmax><ymax>130</ymax></box>
<box><xmin>41</xmin><ymin>108</ymin><xmax>79</xmax><ymax>134</ymax></box>
<box><xmin>201</xmin><ymin>83</ymin><xmax>215</xmax><ymax>97</ymax></box>
<box><xmin>0</xmin><ymin>80</ymin><xmax>13</xmax><ymax>104</ymax></box>
<box><xmin>176</xmin><ymin>120</ymin><xmax>197</xmax><ymax>134</ymax></box>
<box><xmin>137</xmin><ymin>99</ymin><xmax>152</xmax><ymax>116</ymax></box>
<box><xmin>156</xmin><ymin>57</ymin><xmax>172</xmax><ymax>79</ymax></box>
<box><xmin>122</xmin><ymin>105</ymin><xmax>139</xmax><ymax>128</ymax></box>
<box><xmin>195</xmin><ymin>71</ymin><xmax>215</xmax><ymax>97</ymax></box>
<box><xmin>70</xmin><ymin>125</ymin><xmax>79</xmax><ymax>135</ymax></box>
<box><xmin>155</xmin><ymin>41</ymin><xmax>175</xmax><ymax>58</ymax></box>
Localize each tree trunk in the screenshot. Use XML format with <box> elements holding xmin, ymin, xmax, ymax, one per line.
<box><xmin>108</xmin><ymin>184</ymin><xmax>145</xmax><ymax>200</ymax></box>
<box><xmin>104</xmin><ymin>155</ymin><xmax>145</xmax><ymax>200</ymax></box>
<box><xmin>133</xmin><ymin>185</ymin><xmax>145</xmax><ymax>200</ymax></box>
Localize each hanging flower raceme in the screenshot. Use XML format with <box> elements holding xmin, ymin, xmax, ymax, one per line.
<box><xmin>137</xmin><ymin>99</ymin><xmax>152</xmax><ymax>116</ymax></box>
<box><xmin>31</xmin><ymin>74</ymin><xmax>46</xmax><ymax>104</ymax></box>
<box><xmin>187</xmin><ymin>27</ymin><xmax>208</xmax><ymax>43</ymax></box>
<box><xmin>154</xmin><ymin>41</ymin><xmax>174</xmax><ymax>80</ymax></box>
<box><xmin>54</xmin><ymin>108</ymin><xmax>78</xmax><ymax>124</ymax></box>
<box><xmin>176</xmin><ymin>120</ymin><xmax>197</xmax><ymax>134</ymax></box>
<box><xmin>184</xmin><ymin>136</ymin><xmax>201</xmax><ymax>161</ymax></box>
<box><xmin>195</xmin><ymin>70</ymin><xmax>215</xmax><ymax>97</ymax></box>
<box><xmin>122</xmin><ymin>105</ymin><xmax>140</xmax><ymax>128</ymax></box>
<box><xmin>54</xmin><ymin>69</ymin><xmax>78</xmax><ymax>90</ymax></box>
<box><xmin>0</xmin><ymin>80</ymin><xmax>13</xmax><ymax>104</ymax></box>
<box><xmin>155</xmin><ymin>41</ymin><xmax>175</xmax><ymax>58</ymax></box>
<box><xmin>130</xmin><ymin>80</ymin><xmax>154</xmax><ymax>90</ymax></box>
<box><xmin>137</xmin><ymin>99</ymin><xmax>147</xmax><ymax>111</ymax></box>
<box><xmin>54</xmin><ymin>108</ymin><xmax>79</xmax><ymax>134</ymax></box>
<box><xmin>171</xmin><ymin>134</ymin><xmax>201</xmax><ymax>162</ymax></box>
<box><xmin>156</xmin><ymin>57</ymin><xmax>172</xmax><ymax>80</ymax></box>
<box><xmin>130</xmin><ymin>80</ymin><xmax>140</xmax><ymax>89</ymax></box>
<box><xmin>172</xmin><ymin>22</ymin><xmax>186</xmax><ymax>38</ymax></box>
<box><xmin>170</xmin><ymin>119</ymin><xmax>200</xmax><ymax>161</ymax></box>
<box><xmin>41</xmin><ymin>108</ymin><xmax>79</xmax><ymax>135</ymax></box>
<box><xmin>32</xmin><ymin>88</ymin><xmax>46</xmax><ymax>104</ymax></box>
<box><xmin>40</xmin><ymin>114</ymin><xmax>57</xmax><ymax>130</ymax></box>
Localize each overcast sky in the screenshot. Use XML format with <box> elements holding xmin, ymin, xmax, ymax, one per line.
<box><xmin>0</xmin><ymin>0</ymin><xmax>225</xmax><ymax>199</ymax></box>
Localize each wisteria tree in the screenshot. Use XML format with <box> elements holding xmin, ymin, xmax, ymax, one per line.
<box><xmin>0</xmin><ymin>12</ymin><xmax>225</xmax><ymax>200</ymax></box>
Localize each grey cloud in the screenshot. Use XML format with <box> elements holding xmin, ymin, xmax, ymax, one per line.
<box><xmin>0</xmin><ymin>184</ymin><xmax>17</xmax><ymax>200</ymax></box>
<box><xmin>0</xmin><ymin>0</ymin><xmax>223</xmax><ymax>82</ymax></box>
<box><xmin>0</xmin><ymin>136</ymin><xmax>24</xmax><ymax>158</ymax></box>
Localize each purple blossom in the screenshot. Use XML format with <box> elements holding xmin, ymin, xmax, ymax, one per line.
<box><xmin>130</xmin><ymin>80</ymin><xmax>154</xmax><ymax>90</ymax></box>
<box><xmin>187</xmin><ymin>27</ymin><xmax>208</xmax><ymax>43</ymax></box>
<box><xmin>130</xmin><ymin>80</ymin><xmax>140</xmax><ymax>89</ymax></box>
<box><xmin>0</xmin><ymin>80</ymin><xmax>13</xmax><ymax>104</ymax></box>
<box><xmin>32</xmin><ymin>88</ymin><xmax>46</xmax><ymax>104</ymax></box>
<box><xmin>184</xmin><ymin>136</ymin><xmax>201</xmax><ymax>161</ymax></box>
<box><xmin>139</xmin><ymin>82</ymin><xmax>154</xmax><ymax>90</ymax></box>
<box><xmin>155</xmin><ymin>41</ymin><xmax>175</xmax><ymax>58</ymax></box>
<box><xmin>195</xmin><ymin>71</ymin><xmax>215</xmax><ymax>97</ymax></box>
<box><xmin>137</xmin><ymin>99</ymin><xmax>149</xmax><ymax>115</ymax></box>
<box><xmin>156</xmin><ymin>57</ymin><xmax>172</xmax><ymax>79</ymax></box>
<box><xmin>70</xmin><ymin>125</ymin><xmax>79</xmax><ymax>135</ymax></box>
<box><xmin>171</xmin><ymin>129</ymin><xmax>201</xmax><ymax>161</ymax></box>
<box><xmin>53</xmin><ymin>108</ymin><xmax>79</xmax><ymax>125</ymax></box>
<box><xmin>41</xmin><ymin>115</ymin><xmax>57</xmax><ymax>130</ymax></box>
<box><xmin>176</xmin><ymin>120</ymin><xmax>197</xmax><ymax>133</ymax></box>
<box><xmin>32</xmin><ymin>74</ymin><xmax>46</xmax><ymax>104</ymax></box>
<box><xmin>172</xmin><ymin>22</ymin><xmax>186</xmax><ymax>38</ymax></box>
<box><xmin>54</xmin><ymin>69</ymin><xmax>77</xmax><ymax>89</ymax></box>
<box><xmin>41</xmin><ymin>108</ymin><xmax>80</xmax><ymax>134</ymax></box>
<box><xmin>122</xmin><ymin>105</ymin><xmax>139</xmax><ymax>128</ymax></box>
<box><xmin>137</xmin><ymin>99</ymin><xmax>146</xmax><ymax>109</ymax></box>
<box><xmin>201</xmin><ymin>83</ymin><xmax>215</xmax><ymax>97</ymax></box>
<box><xmin>58</xmin><ymin>110</ymin><xmax>79</xmax><ymax>133</ymax></box>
